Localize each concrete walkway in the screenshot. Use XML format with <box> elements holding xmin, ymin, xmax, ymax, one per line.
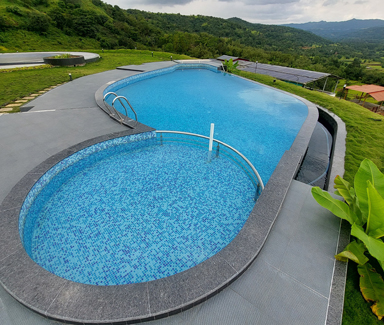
<box><xmin>0</xmin><ymin>64</ymin><xmax>347</xmax><ymax>325</ymax></box>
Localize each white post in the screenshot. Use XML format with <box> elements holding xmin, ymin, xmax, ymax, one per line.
<box><xmin>208</xmin><ymin>123</ymin><xmax>214</xmax><ymax>162</ymax></box>
<box><xmin>209</xmin><ymin>123</ymin><xmax>214</xmax><ymax>151</ymax></box>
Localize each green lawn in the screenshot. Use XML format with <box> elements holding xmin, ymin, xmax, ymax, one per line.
<box><xmin>1</xmin><ymin>52</ymin><xmax>384</xmax><ymax>324</ymax></box>
<box><xmin>0</xmin><ymin>49</ymin><xmax>191</xmax><ymax>109</ymax></box>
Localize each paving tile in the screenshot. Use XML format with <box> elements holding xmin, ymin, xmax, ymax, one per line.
<box><xmin>279</xmin><ymin>235</ymin><xmax>336</xmax><ymax>297</ymax></box>
<box><xmin>259</xmin><ymin>271</ymin><xmax>328</xmax><ymax>325</ymax></box>
<box><xmin>230</xmin><ymin>259</ymin><xmax>279</xmax><ymax>307</ymax></box>
<box><xmin>0</xmin><ymin>108</ymin><xmax>13</xmax><ymax>112</ymax></box>
<box><xmin>190</xmin><ymin>287</ymin><xmax>261</xmax><ymax>325</ymax></box>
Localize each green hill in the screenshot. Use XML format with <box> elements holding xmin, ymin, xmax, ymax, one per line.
<box><xmin>1</xmin><ymin>0</ymin><xmax>384</xmax><ymax>85</ymax></box>
<box><xmin>0</xmin><ymin>0</ymin><xmax>330</xmax><ymax>54</ymax></box>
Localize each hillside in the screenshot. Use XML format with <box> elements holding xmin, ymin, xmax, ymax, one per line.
<box><xmin>1</xmin><ymin>0</ymin><xmax>384</xmax><ymax>85</ymax></box>
<box><xmin>0</xmin><ymin>0</ymin><xmax>331</xmax><ymax>54</ymax></box>
<box><xmin>283</xmin><ymin>19</ymin><xmax>384</xmax><ymax>42</ymax></box>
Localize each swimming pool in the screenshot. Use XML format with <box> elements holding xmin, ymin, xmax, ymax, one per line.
<box><xmin>20</xmin><ymin>63</ymin><xmax>308</xmax><ymax>286</ymax></box>
<box><xmin>20</xmin><ymin>132</ymin><xmax>256</xmax><ymax>285</ymax></box>
<box><xmin>0</xmin><ymin>61</ymin><xmax>319</xmax><ymax>323</ymax></box>
<box><xmin>104</xmin><ymin>64</ymin><xmax>308</xmax><ymax>183</ymax></box>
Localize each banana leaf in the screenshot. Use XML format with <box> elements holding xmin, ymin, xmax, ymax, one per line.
<box><xmin>355</xmin><ymin>159</ymin><xmax>384</xmax><ymax>223</ymax></box>
<box><xmin>351</xmin><ymin>224</ymin><xmax>384</xmax><ymax>269</ymax></box>
<box><xmin>358</xmin><ymin>263</ymin><xmax>384</xmax><ymax>320</ymax></box>
<box><xmin>366</xmin><ymin>181</ymin><xmax>384</xmax><ymax>239</ymax></box>
<box><xmin>311</xmin><ymin>187</ymin><xmax>361</xmax><ymax>226</ymax></box>
<box><xmin>334</xmin><ymin>175</ymin><xmax>354</xmax><ymax>205</ymax></box>
<box><xmin>335</xmin><ymin>240</ymin><xmax>368</xmax><ymax>265</ymax></box>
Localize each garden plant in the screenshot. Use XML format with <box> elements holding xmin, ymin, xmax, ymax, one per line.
<box><xmin>312</xmin><ymin>159</ymin><xmax>384</xmax><ymax>320</ymax></box>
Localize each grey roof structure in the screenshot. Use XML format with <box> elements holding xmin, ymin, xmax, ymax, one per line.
<box><xmin>217</xmin><ymin>55</ymin><xmax>248</xmax><ymax>62</ymax></box>
<box><xmin>238</xmin><ymin>62</ymin><xmax>338</xmax><ymax>85</ymax></box>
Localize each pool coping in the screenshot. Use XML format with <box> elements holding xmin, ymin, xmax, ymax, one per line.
<box><xmin>0</xmin><ymin>63</ymin><xmax>323</xmax><ymax>324</ymax></box>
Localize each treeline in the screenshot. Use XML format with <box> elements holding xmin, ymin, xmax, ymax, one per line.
<box><xmin>1</xmin><ymin>0</ymin><xmax>384</xmax><ymax>85</ymax></box>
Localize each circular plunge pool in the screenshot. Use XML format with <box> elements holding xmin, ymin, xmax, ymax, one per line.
<box><xmin>19</xmin><ymin>131</ymin><xmax>256</xmax><ymax>285</ymax></box>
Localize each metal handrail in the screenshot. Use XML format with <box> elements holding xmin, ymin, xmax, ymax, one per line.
<box><xmin>103</xmin><ymin>92</ymin><xmax>118</xmax><ymax>116</ymax></box>
<box><xmin>103</xmin><ymin>92</ymin><xmax>126</xmax><ymax>123</ymax></box>
<box><xmin>112</xmin><ymin>96</ymin><xmax>138</xmax><ymax>121</ymax></box>
<box><xmin>103</xmin><ymin>92</ymin><xmax>138</xmax><ymax>123</ymax></box>
<box><xmin>155</xmin><ymin>130</ymin><xmax>264</xmax><ymax>197</ymax></box>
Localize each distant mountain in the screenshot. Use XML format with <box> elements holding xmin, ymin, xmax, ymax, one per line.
<box><xmin>283</xmin><ymin>19</ymin><xmax>384</xmax><ymax>42</ymax></box>
<box><xmin>227</xmin><ymin>17</ymin><xmax>330</xmax><ymax>49</ymax></box>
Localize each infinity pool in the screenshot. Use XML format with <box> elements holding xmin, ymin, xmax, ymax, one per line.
<box><xmin>107</xmin><ymin>66</ymin><xmax>308</xmax><ymax>182</ymax></box>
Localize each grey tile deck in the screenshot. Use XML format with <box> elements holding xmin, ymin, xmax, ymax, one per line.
<box><xmin>0</xmin><ymin>61</ymin><xmax>347</xmax><ymax>324</ymax></box>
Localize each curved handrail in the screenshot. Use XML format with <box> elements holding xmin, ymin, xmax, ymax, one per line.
<box><xmin>112</xmin><ymin>96</ymin><xmax>138</xmax><ymax>121</ymax></box>
<box><xmin>103</xmin><ymin>92</ymin><xmax>126</xmax><ymax>122</ymax></box>
<box><xmin>156</xmin><ymin>130</ymin><xmax>264</xmax><ymax>195</ymax></box>
<box><xmin>103</xmin><ymin>92</ymin><xmax>118</xmax><ymax>116</ymax></box>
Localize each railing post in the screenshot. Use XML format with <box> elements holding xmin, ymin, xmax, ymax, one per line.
<box><xmin>208</xmin><ymin>123</ymin><xmax>214</xmax><ymax>162</ymax></box>
<box><xmin>216</xmin><ymin>143</ymin><xmax>220</xmax><ymax>158</ymax></box>
<box><xmin>160</xmin><ymin>133</ymin><xmax>163</xmax><ymax>146</ymax></box>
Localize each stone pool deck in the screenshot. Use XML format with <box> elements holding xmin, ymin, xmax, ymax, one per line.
<box><xmin>0</xmin><ymin>62</ymin><xmax>347</xmax><ymax>325</ymax></box>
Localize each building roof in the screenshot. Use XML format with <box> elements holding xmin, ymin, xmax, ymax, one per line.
<box><xmin>238</xmin><ymin>62</ymin><xmax>337</xmax><ymax>85</ymax></box>
<box><xmin>216</xmin><ymin>55</ymin><xmax>249</xmax><ymax>62</ymax></box>
<box><xmin>346</xmin><ymin>84</ymin><xmax>384</xmax><ymax>102</ymax></box>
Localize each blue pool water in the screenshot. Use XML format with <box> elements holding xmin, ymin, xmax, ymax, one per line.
<box><xmin>108</xmin><ymin>67</ymin><xmax>308</xmax><ymax>183</ymax></box>
<box><xmin>20</xmin><ymin>133</ymin><xmax>255</xmax><ymax>285</ymax></box>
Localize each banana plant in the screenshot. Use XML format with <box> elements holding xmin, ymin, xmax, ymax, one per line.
<box><xmin>311</xmin><ymin>159</ymin><xmax>384</xmax><ymax>320</ymax></box>
<box><xmin>223</xmin><ymin>58</ymin><xmax>239</xmax><ymax>73</ymax></box>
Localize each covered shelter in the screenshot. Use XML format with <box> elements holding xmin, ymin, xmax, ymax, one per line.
<box><xmin>216</xmin><ymin>55</ymin><xmax>249</xmax><ymax>63</ymax></box>
<box><xmin>237</xmin><ymin>62</ymin><xmax>340</xmax><ymax>93</ymax></box>
<box><xmin>345</xmin><ymin>84</ymin><xmax>384</xmax><ymax>111</ymax></box>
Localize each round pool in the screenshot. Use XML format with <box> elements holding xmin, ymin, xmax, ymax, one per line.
<box><xmin>19</xmin><ymin>132</ymin><xmax>255</xmax><ymax>285</ymax></box>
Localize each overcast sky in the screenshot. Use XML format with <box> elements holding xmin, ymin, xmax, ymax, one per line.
<box><xmin>103</xmin><ymin>0</ymin><xmax>382</xmax><ymax>24</ymax></box>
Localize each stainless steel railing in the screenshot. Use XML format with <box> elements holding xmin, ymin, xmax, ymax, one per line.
<box><xmin>156</xmin><ymin>130</ymin><xmax>264</xmax><ymax>200</ymax></box>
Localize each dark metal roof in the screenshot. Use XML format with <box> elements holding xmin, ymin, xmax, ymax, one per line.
<box><xmin>238</xmin><ymin>62</ymin><xmax>338</xmax><ymax>84</ymax></box>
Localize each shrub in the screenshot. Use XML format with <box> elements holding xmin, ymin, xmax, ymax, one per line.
<box><xmin>6</xmin><ymin>6</ymin><xmax>23</xmax><ymax>16</ymax></box>
<box><xmin>28</xmin><ymin>14</ymin><xmax>51</xmax><ymax>34</ymax></box>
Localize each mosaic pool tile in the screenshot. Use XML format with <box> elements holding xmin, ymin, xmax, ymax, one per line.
<box><xmin>20</xmin><ymin>134</ymin><xmax>255</xmax><ymax>286</ymax></box>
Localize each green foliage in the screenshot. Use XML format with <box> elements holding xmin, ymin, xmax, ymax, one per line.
<box><xmin>53</xmin><ymin>53</ymin><xmax>71</xmax><ymax>58</ymax></box>
<box><xmin>336</xmin><ymin>241</ymin><xmax>369</xmax><ymax>265</ymax></box>
<box><xmin>1</xmin><ymin>0</ymin><xmax>384</xmax><ymax>86</ymax></box>
<box><xmin>6</xmin><ymin>6</ymin><xmax>23</xmax><ymax>16</ymax></box>
<box><xmin>28</xmin><ymin>13</ymin><xmax>50</xmax><ymax>33</ymax></box>
<box><xmin>358</xmin><ymin>263</ymin><xmax>384</xmax><ymax>320</ymax></box>
<box><xmin>312</xmin><ymin>159</ymin><xmax>384</xmax><ymax>320</ymax></box>
<box><xmin>223</xmin><ymin>58</ymin><xmax>238</xmax><ymax>73</ymax></box>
